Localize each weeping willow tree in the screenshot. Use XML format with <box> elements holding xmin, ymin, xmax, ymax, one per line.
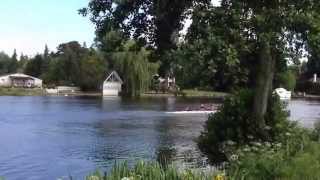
<box><xmin>112</xmin><ymin>40</ymin><xmax>159</xmax><ymax>97</ymax></box>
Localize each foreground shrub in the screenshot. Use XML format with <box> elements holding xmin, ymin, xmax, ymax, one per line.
<box><xmin>198</xmin><ymin>89</ymin><xmax>291</xmax><ymax>163</ymax></box>
<box><xmin>228</xmin><ymin>136</ymin><xmax>320</xmax><ymax>179</ymax></box>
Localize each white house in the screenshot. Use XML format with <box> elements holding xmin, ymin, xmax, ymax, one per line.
<box><xmin>0</xmin><ymin>73</ymin><xmax>42</xmax><ymax>88</ymax></box>
<box><xmin>103</xmin><ymin>71</ymin><xmax>123</xmax><ymax>96</ymax></box>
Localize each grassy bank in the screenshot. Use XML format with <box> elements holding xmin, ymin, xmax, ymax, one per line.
<box><xmin>180</xmin><ymin>90</ymin><xmax>229</xmax><ymax>98</ymax></box>
<box><xmin>0</xmin><ymin>88</ymin><xmax>44</xmax><ymax>96</ymax></box>
<box><xmin>142</xmin><ymin>90</ymin><xmax>229</xmax><ymax>98</ymax></box>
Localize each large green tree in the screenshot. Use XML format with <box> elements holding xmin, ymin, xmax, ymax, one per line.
<box><xmin>41</xmin><ymin>44</ymin><xmax>51</xmax><ymax>75</ymax></box>
<box><xmin>112</xmin><ymin>40</ymin><xmax>159</xmax><ymax>96</ymax></box>
<box><xmin>24</xmin><ymin>54</ymin><xmax>43</xmax><ymax>77</ymax></box>
<box><xmin>305</xmin><ymin>13</ymin><xmax>320</xmax><ymax>77</ymax></box>
<box><xmin>41</xmin><ymin>41</ymin><xmax>109</xmax><ymax>90</ymax></box>
<box><xmin>216</xmin><ymin>0</ymin><xmax>320</xmax><ymax>134</ymax></box>
<box><xmin>171</xmin><ymin>3</ymin><xmax>251</xmax><ymax>91</ymax></box>
<box><xmin>80</xmin><ymin>49</ymin><xmax>108</xmax><ymax>90</ymax></box>
<box><xmin>54</xmin><ymin>41</ymin><xmax>88</xmax><ymax>85</ymax></box>
<box><xmin>80</xmin><ymin>0</ymin><xmax>209</xmax><ymax>74</ymax></box>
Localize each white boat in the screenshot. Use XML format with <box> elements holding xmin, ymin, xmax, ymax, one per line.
<box><xmin>45</xmin><ymin>88</ymin><xmax>58</xmax><ymax>94</ymax></box>
<box><xmin>166</xmin><ymin>110</ymin><xmax>215</xmax><ymax>114</ymax></box>
<box><xmin>274</xmin><ymin>88</ymin><xmax>291</xmax><ymax>100</ymax></box>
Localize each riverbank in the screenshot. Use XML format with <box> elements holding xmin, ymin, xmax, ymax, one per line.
<box><xmin>293</xmin><ymin>93</ymin><xmax>320</xmax><ymax>100</ymax></box>
<box><xmin>0</xmin><ymin>88</ymin><xmax>103</xmax><ymax>97</ymax></box>
<box><xmin>0</xmin><ymin>88</ymin><xmax>44</xmax><ymax>96</ymax></box>
<box><xmin>142</xmin><ymin>90</ymin><xmax>229</xmax><ymax>98</ymax></box>
<box><xmin>48</xmin><ymin>91</ymin><xmax>102</xmax><ymax>97</ymax></box>
<box><xmin>180</xmin><ymin>90</ymin><xmax>229</xmax><ymax>98</ymax></box>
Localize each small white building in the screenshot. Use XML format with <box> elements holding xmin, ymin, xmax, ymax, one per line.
<box><xmin>0</xmin><ymin>73</ymin><xmax>42</xmax><ymax>88</ymax></box>
<box><xmin>103</xmin><ymin>71</ymin><xmax>123</xmax><ymax>96</ymax></box>
<box><xmin>313</xmin><ymin>74</ymin><xmax>318</xmax><ymax>83</ymax></box>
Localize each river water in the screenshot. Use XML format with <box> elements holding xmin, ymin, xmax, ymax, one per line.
<box><xmin>0</xmin><ymin>96</ymin><xmax>319</xmax><ymax>180</ymax></box>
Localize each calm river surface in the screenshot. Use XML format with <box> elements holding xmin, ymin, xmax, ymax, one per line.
<box><xmin>0</xmin><ymin>96</ymin><xmax>319</xmax><ymax>180</ymax></box>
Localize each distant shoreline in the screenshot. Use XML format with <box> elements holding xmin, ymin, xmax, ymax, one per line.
<box><xmin>0</xmin><ymin>87</ymin><xmax>101</xmax><ymax>97</ymax></box>
<box><xmin>0</xmin><ymin>87</ymin><xmax>45</xmax><ymax>96</ymax></box>
<box><xmin>1</xmin><ymin>88</ymin><xmax>319</xmax><ymax>100</ymax></box>
<box><xmin>293</xmin><ymin>94</ymin><xmax>320</xmax><ymax>100</ymax></box>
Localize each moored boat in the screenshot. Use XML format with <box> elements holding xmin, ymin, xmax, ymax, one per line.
<box><xmin>274</xmin><ymin>88</ymin><xmax>291</xmax><ymax>100</ymax></box>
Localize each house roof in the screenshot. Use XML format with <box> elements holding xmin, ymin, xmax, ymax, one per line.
<box><xmin>104</xmin><ymin>71</ymin><xmax>123</xmax><ymax>84</ymax></box>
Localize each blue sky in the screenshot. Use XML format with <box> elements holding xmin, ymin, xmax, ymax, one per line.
<box><xmin>0</xmin><ymin>0</ymin><xmax>221</xmax><ymax>57</ymax></box>
<box><xmin>0</xmin><ymin>0</ymin><xmax>95</xmax><ymax>56</ymax></box>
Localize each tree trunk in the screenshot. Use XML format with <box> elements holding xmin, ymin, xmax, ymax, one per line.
<box><xmin>252</xmin><ymin>39</ymin><xmax>276</xmax><ymax>131</ymax></box>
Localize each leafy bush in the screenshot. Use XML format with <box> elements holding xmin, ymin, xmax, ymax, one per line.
<box><xmin>228</xmin><ymin>130</ymin><xmax>320</xmax><ymax>179</ymax></box>
<box><xmin>198</xmin><ymin>89</ymin><xmax>292</xmax><ymax>163</ymax></box>
<box><xmin>276</xmin><ymin>70</ymin><xmax>297</xmax><ymax>91</ymax></box>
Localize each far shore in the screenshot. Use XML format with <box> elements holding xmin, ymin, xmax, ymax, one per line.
<box><xmin>1</xmin><ymin>87</ymin><xmax>320</xmax><ymax>100</ymax></box>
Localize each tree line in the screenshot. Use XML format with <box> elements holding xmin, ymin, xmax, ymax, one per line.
<box><xmin>79</xmin><ymin>0</ymin><xmax>319</xmax><ymax>93</ymax></box>
<box><xmin>0</xmin><ymin>40</ymin><xmax>158</xmax><ymax>94</ymax></box>
<box><xmin>0</xmin><ymin>42</ymin><xmax>107</xmax><ymax>90</ymax></box>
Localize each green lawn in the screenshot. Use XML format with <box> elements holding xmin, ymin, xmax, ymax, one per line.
<box><xmin>180</xmin><ymin>89</ymin><xmax>229</xmax><ymax>98</ymax></box>
<box><xmin>0</xmin><ymin>88</ymin><xmax>44</xmax><ymax>96</ymax></box>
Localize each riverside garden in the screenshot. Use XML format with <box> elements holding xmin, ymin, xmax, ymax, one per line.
<box><xmin>1</xmin><ymin>0</ymin><xmax>320</xmax><ymax>179</ymax></box>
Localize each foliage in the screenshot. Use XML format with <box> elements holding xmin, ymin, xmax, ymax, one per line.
<box><xmin>1</xmin><ymin>39</ymin><xmax>157</xmax><ymax>93</ymax></box>
<box><xmin>208</xmin><ymin>0</ymin><xmax>320</xmax><ymax>130</ymax></box>
<box><xmin>171</xmin><ymin>41</ymin><xmax>249</xmax><ymax>91</ymax></box>
<box><xmin>0</xmin><ymin>51</ymin><xmax>12</xmax><ymax>74</ymax></box>
<box><xmin>198</xmin><ymin>89</ymin><xmax>291</xmax><ymax>163</ymax></box>
<box><xmin>23</xmin><ymin>45</ymin><xmax>51</xmax><ymax>79</ymax></box>
<box><xmin>83</xmin><ymin>135</ymin><xmax>320</xmax><ymax>180</ymax></box>
<box><xmin>275</xmin><ymin>70</ymin><xmax>297</xmax><ymax>91</ymax></box>
<box><xmin>24</xmin><ymin>54</ymin><xmax>44</xmax><ymax>77</ymax></box>
<box><xmin>80</xmin><ymin>0</ymin><xmax>210</xmax><ymax>74</ymax></box>
<box><xmin>305</xmin><ymin>12</ymin><xmax>320</xmax><ymax>77</ymax></box>
<box><xmin>228</xmin><ymin>126</ymin><xmax>320</xmax><ymax>180</ymax></box>
<box><xmin>26</xmin><ymin>42</ymin><xmax>109</xmax><ymax>90</ymax></box>
<box><xmin>170</xmin><ymin>3</ymin><xmax>251</xmax><ymax>91</ymax></box>
<box><xmin>43</xmin><ymin>57</ymin><xmax>65</xmax><ymax>85</ymax></box>
<box><xmin>112</xmin><ymin>40</ymin><xmax>159</xmax><ymax>97</ymax></box>
<box><xmin>296</xmin><ymin>81</ymin><xmax>320</xmax><ymax>95</ymax></box>
<box><xmin>8</xmin><ymin>49</ymin><xmax>18</xmax><ymax>73</ymax></box>
<box><xmin>80</xmin><ymin>49</ymin><xmax>108</xmax><ymax>90</ymax></box>
<box><xmin>84</xmin><ymin>161</ymin><xmax>219</xmax><ymax>180</ymax></box>
<box><xmin>17</xmin><ymin>53</ymin><xmax>29</xmax><ymax>73</ymax></box>
<box><xmin>53</xmin><ymin>41</ymin><xmax>87</xmax><ymax>85</ymax></box>
<box><xmin>0</xmin><ymin>50</ymin><xmax>22</xmax><ymax>74</ymax></box>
